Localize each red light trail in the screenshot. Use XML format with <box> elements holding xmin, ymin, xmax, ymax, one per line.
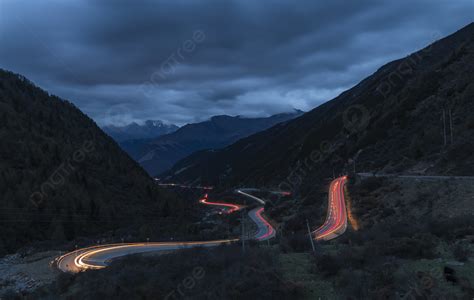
<box><xmin>312</xmin><ymin>176</ymin><xmax>348</xmax><ymax>241</ymax></box>
<box><xmin>252</xmin><ymin>207</ymin><xmax>275</xmax><ymax>240</ymax></box>
<box><xmin>54</xmin><ymin>180</ymin><xmax>344</xmax><ymax>273</ymax></box>
<box><xmin>199</xmin><ymin>193</ymin><xmax>242</xmax><ymax>214</ymax></box>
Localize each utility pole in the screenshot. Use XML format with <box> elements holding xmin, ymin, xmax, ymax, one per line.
<box><xmin>442</xmin><ymin>109</ymin><xmax>447</xmax><ymax>146</ymax></box>
<box><xmin>449</xmin><ymin>108</ymin><xmax>454</xmax><ymax>144</ymax></box>
<box><xmin>306</xmin><ymin>219</ymin><xmax>316</xmax><ymax>253</ymax></box>
<box><xmin>241</xmin><ymin>210</ymin><xmax>246</xmax><ymax>253</ymax></box>
<box><xmin>267</xmin><ymin>226</ymin><xmax>270</xmax><ymax>246</ymax></box>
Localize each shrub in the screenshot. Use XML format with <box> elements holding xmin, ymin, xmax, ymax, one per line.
<box><xmin>379</xmin><ymin>234</ymin><xmax>436</xmax><ymax>259</ymax></box>
<box><xmin>286</xmin><ymin>232</ymin><xmax>311</xmax><ymax>252</ymax></box>
<box><xmin>430</xmin><ymin>215</ymin><xmax>474</xmax><ymax>240</ymax></box>
<box><xmin>359</xmin><ymin>177</ymin><xmax>384</xmax><ymax>192</ymax></box>
<box><xmin>453</xmin><ymin>243</ymin><xmax>470</xmax><ymax>262</ymax></box>
<box><xmin>314</xmin><ymin>254</ymin><xmax>341</xmax><ymax>277</ymax></box>
<box><xmin>338</xmin><ymin>246</ymin><xmax>367</xmax><ymax>269</ymax></box>
<box><xmin>35</xmin><ymin>245</ymin><xmax>301</xmax><ymax>299</ymax></box>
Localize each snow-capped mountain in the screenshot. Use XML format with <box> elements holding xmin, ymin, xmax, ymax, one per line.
<box><xmin>102</xmin><ymin>120</ymin><xmax>179</xmax><ymax>142</ymax></box>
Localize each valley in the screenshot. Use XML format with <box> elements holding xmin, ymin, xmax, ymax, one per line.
<box><xmin>0</xmin><ymin>5</ymin><xmax>473</xmax><ymax>298</ymax></box>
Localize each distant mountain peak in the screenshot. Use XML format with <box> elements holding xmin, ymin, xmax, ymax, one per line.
<box><xmin>120</xmin><ymin>110</ymin><xmax>304</xmax><ymax>176</ymax></box>
<box><xmin>102</xmin><ymin>119</ymin><xmax>179</xmax><ymax>142</ymax></box>
<box><xmin>145</xmin><ymin>120</ymin><xmax>167</xmax><ymax>127</ymax></box>
<box><xmin>208</xmin><ymin>110</ymin><xmax>303</xmax><ymax>122</ymax></box>
<box><xmin>209</xmin><ymin>115</ymin><xmax>235</xmax><ymax>121</ymax></box>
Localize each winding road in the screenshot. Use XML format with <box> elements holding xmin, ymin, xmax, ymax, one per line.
<box><xmin>312</xmin><ymin>176</ymin><xmax>348</xmax><ymax>241</ymax></box>
<box><xmin>54</xmin><ymin>178</ymin><xmax>347</xmax><ymax>273</ymax></box>
<box><xmin>236</xmin><ymin>189</ymin><xmax>266</xmax><ymax>205</ymax></box>
<box><xmin>199</xmin><ymin>193</ymin><xmax>242</xmax><ymax>214</ymax></box>
<box><xmin>248</xmin><ymin>207</ymin><xmax>276</xmax><ymax>241</ymax></box>
<box><xmin>198</xmin><ymin>190</ymin><xmax>276</xmax><ymax>241</ymax></box>
<box><xmin>55</xmin><ymin>239</ymin><xmax>237</xmax><ymax>272</ymax></box>
<box><xmin>55</xmin><ymin>187</ymin><xmax>277</xmax><ymax>273</ymax></box>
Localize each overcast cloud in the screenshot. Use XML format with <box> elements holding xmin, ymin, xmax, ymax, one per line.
<box><xmin>1</xmin><ymin>0</ymin><xmax>473</xmax><ymax>126</ymax></box>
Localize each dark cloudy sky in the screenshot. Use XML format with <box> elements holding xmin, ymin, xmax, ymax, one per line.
<box><xmin>1</xmin><ymin>1</ymin><xmax>473</xmax><ymax>126</ymax></box>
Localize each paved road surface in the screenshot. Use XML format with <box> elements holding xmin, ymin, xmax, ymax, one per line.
<box><xmin>248</xmin><ymin>207</ymin><xmax>276</xmax><ymax>241</ymax></box>
<box><xmin>312</xmin><ymin>176</ymin><xmax>348</xmax><ymax>241</ymax></box>
<box><xmin>357</xmin><ymin>173</ymin><xmax>474</xmax><ymax>180</ymax></box>
<box><xmin>55</xmin><ymin>240</ymin><xmax>237</xmax><ymax>273</ymax></box>
<box><xmin>201</xmin><ymin>190</ymin><xmax>276</xmax><ymax>241</ymax></box>
<box><xmin>55</xmin><ymin>189</ymin><xmax>275</xmax><ymax>273</ymax></box>
<box><xmin>235</xmin><ymin>189</ymin><xmax>266</xmax><ymax>204</ymax></box>
<box><xmin>199</xmin><ymin>193</ymin><xmax>242</xmax><ymax>213</ymax></box>
<box><xmin>54</xmin><ymin>179</ymin><xmax>345</xmax><ymax>273</ymax></box>
<box><xmin>235</xmin><ymin>188</ymin><xmax>277</xmax><ymax>241</ymax></box>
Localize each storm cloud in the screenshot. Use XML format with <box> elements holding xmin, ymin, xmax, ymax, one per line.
<box><xmin>1</xmin><ymin>0</ymin><xmax>473</xmax><ymax>125</ymax></box>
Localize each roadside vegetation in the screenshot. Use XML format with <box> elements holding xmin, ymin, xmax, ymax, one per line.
<box><xmin>3</xmin><ymin>176</ymin><xmax>473</xmax><ymax>299</ymax></box>
<box><xmin>263</xmin><ymin>176</ymin><xmax>474</xmax><ymax>299</ymax></box>
<box><xmin>32</xmin><ymin>245</ymin><xmax>300</xmax><ymax>300</ymax></box>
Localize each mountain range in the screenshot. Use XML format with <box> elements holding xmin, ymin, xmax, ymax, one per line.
<box><xmin>1</xmin><ymin>21</ymin><xmax>474</xmax><ymax>300</ymax></box>
<box><xmin>102</xmin><ymin>120</ymin><xmax>179</xmax><ymax>142</ymax></box>
<box><xmin>1</xmin><ymin>22</ymin><xmax>473</xmax><ymax>259</ymax></box>
<box><xmin>120</xmin><ymin>111</ymin><xmax>303</xmax><ymax>176</ymax></box>
<box><xmin>163</xmin><ymin>23</ymin><xmax>474</xmax><ymax>194</ymax></box>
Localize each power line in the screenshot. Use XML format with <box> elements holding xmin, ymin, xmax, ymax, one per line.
<box><xmin>442</xmin><ymin>109</ymin><xmax>447</xmax><ymax>146</ymax></box>
<box><xmin>449</xmin><ymin>108</ymin><xmax>454</xmax><ymax>144</ymax></box>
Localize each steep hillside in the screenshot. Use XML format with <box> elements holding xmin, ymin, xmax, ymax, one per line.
<box><xmin>164</xmin><ymin>23</ymin><xmax>474</xmax><ymax>193</ymax></box>
<box><xmin>102</xmin><ymin>120</ymin><xmax>178</xmax><ymax>142</ymax></box>
<box><xmin>0</xmin><ymin>70</ymin><xmax>188</xmax><ymax>254</ymax></box>
<box><xmin>121</xmin><ymin>111</ymin><xmax>303</xmax><ymax>176</ymax></box>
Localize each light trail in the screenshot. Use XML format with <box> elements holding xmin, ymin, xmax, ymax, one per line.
<box><xmin>250</xmin><ymin>207</ymin><xmax>275</xmax><ymax>241</ymax></box>
<box><xmin>199</xmin><ymin>193</ymin><xmax>242</xmax><ymax>214</ymax></box>
<box><xmin>56</xmin><ymin>240</ymin><xmax>238</xmax><ymax>272</ymax></box>
<box><xmin>312</xmin><ymin>176</ymin><xmax>348</xmax><ymax>241</ymax></box>
<box><xmin>158</xmin><ymin>183</ymin><xmax>214</xmax><ymax>190</ymax></box>
<box><xmin>53</xmin><ymin>185</ymin><xmax>296</xmax><ymax>272</ymax></box>
<box><xmin>236</xmin><ymin>189</ymin><xmax>277</xmax><ymax>241</ymax></box>
<box><xmin>236</xmin><ymin>190</ymin><xmax>265</xmax><ymax>205</ymax></box>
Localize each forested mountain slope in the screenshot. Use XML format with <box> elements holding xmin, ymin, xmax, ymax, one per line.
<box><xmin>121</xmin><ymin>111</ymin><xmax>302</xmax><ymax>176</ymax></box>
<box><xmin>0</xmin><ymin>70</ymin><xmax>186</xmax><ymax>254</ymax></box>
<box><xmin>164</xmin><ymin>23</ymin><xmax>474</xmax><ymax>194</ymax></box>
